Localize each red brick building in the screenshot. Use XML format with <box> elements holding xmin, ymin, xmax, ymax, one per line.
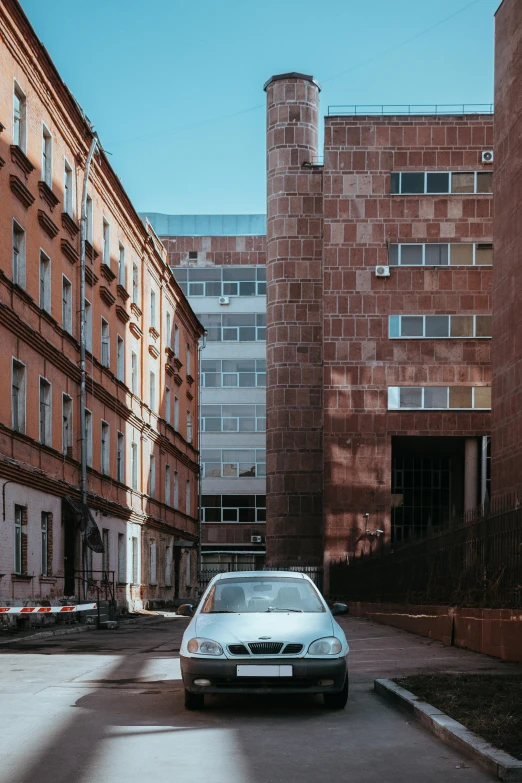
<box><xmin>265</xmin><ymin>74</ymin><xmax>494</xmax><ymax>572</ymax></box>
<box><xmin>492</xmin><ymin>0</ymin><xmax>522</xmax><ymax>498</ymax></box>
<box><xmin>0</xmin><ymin>0</ymin><xmax>203</xmax><ymax>613</ymax></box>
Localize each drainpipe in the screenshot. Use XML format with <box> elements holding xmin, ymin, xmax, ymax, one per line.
<box><xmin>79</xmin><ymin>135</ymin><xmax>99</xmax><ymax>595</ymax></box>
<box><xmin>197</xmin><ymin>330</ymin><xmax>207</xmax><ymax>581</ymax></box>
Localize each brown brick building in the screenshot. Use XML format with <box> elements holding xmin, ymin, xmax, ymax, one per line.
<box><xmin>264</xmin><ymin>74</ymin><xmax>494</xmax><ymax>573</ymax></box>
<box><xmin>492</xmin><ymin>0</ymin><xmax>522</xmax><ymax>498</ymax></box>
<box><xmin>0</xmin><ymin>0</ymin><xmax>203</xmax><ymax>612</ymax></box>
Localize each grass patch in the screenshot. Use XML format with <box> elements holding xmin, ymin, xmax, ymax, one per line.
<box><xmin>395</xmin><ymin>674</ymin><xmax>522</xmax><ymax>761</ymax></box>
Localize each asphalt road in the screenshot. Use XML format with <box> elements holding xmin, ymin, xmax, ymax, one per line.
<box><xmin>0</xmin><ymin>614</ymin><xmax>516</xmax><ymax>783</ymax></box>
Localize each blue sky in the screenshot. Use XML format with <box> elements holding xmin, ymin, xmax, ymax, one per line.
<box><xmin>20</xmin><ymin>0</ymin><xmax>498</xmax><ymax>215</ymax></box>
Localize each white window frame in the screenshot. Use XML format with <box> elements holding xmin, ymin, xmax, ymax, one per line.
<box><xmin>132</xmin><ymin>536</ymin><xmax>139</xmax><ymax>584</ymax></box>
<box><xmin>62</xmin><ymin>394</ymin><xmax>73</xmax><ymax>455</ymax></box>
<box><xmin>117</xmin><ymin>335</ymin><xmax>125</xmax><ymax>382</ymax></box>
<box><xmin>166</xmin><ymin>311</ymin><xmax>171</xmax><ymax>350</ymax></box>
<box><xmin>118</xmin><ymin>243</ymin><xmax>126</xmax><ymax>288</ymax></box>
<box><xmin>174</xmin><ymin>324</ymin><xmax>179</xmax><ymax>356</ymax></box>
<box><xmin>41</xmin><ymin>511</ymin><xmax>51</xmax><ymax>577</ymax></box>
<box><xmin>101</xmin><ymin>420</ymin><xmax>110</xmax><ymax>475</ymax></box>
<box><xmin>174</xmin><ymin>471</ymin><xmax>179</xmax><ymax>509</ymax></box>
<box><xmin>39</xmin><ymin>250</ymin><xmax>51</xmax><ymax>313</ymax></box>
<box><xmin>149</xmin><ymin>539</ymin><xmax>157</xmax><ymax>586</ymax></box>
<box><xmin>86</xmin><ymin>195</ymin><xmax>93</xmax><ymax>244</ymax></box>
<box><xmin>85</xmin><ymin>409</ymin><xmax>93</xmax><ymax>467</ymax></box>
<box><xmin>12</xmin><ymin>358</ymin><xmax>26</xmax><ymax>434</ymax></box>
<box><xmin>149</xmin><ymin>453</ymin><xmax>156</xmax><ymax>498</ymax></box>
<box><xmin>150</xmin><ymin>289</ymin><xmax>156</xmax><ymax>328</ymax></box>
<box><xmin>41</xmin><ymin>123</ymin><xmax>52</xmax><ymax>187</ymax></box>
<box><xmin>389</xmin><ymin>314</ymin><xmax>492</xmax><ymax>340</ymax></box>
<box><xmin>387</xmin><ymin>386</ymin><xmax>492</xmax><ymax>411</ymax></box>
<box><xmin>12</xmin><ymin>220</ymin><xmax>26</xmax><ymax>289</ymax></box>
<box><xmin>117</xmin><ymin>430</ymin><xmax>125</xmax><ymax>483</ymax></box>
<box><xmin>62</xmin><ymin>275</ymin><xmax>73</xmax><ymax>334</ymax></box>
<box><xmin>13</xmin><ymin>81</ymin><xmax>26</xmax><ymax>151</ymax></box>
<box><xmin>101</xmin><ymin>318</ymin><xmax>110</xmax><ymax>368</ymax></box>
<box><xmin>102</xmin><ymin>218</ymin><xmax>110</xmax><ymax>267</ymax></box>
<box><xmin>131</xmin><ymin>350</ymin><xmax>138</xmax><ymax>395</ymax></box>
<box><xmin>186</xmin><ymin>410</ymin><xmax>192</xmax><ymax>444</ymax></box>
<box><xmin>39</xmin><ymin>376</ymin><xmax>52</xmax><ymax>446</ymax></box>
<box><xmin>14</xmin><ymin>505</ymin><xmax>24</xmax><ymax>574</ymax></box>
<box><xmin>132</xmin><ymin>262</ymin><xmax>139</xmax><ymax>305</ymax></box>
<box><xmin>165</xmin><ymin>464</ymin><xmax>171</xmax><ymax>505</ymax></box>
<box><xmin>186</xmin><ymin>344</ymin><xmax>191</xmax><ymax>376</ymax></box>
<box><xmin>85</xmin><ymin>298</ymin><xmax>92</xmax><ymax>352</ymax></box>
<box><xmin>165</xmin><ymin>387</ymin><xmax>171</xmax><ymax>425</ymax></box>
<box><xmin>131</xmin><ymin>441</ymin><xmax>139</xmax><ymax>490</ymax></box>
<box><xmin>64</xmin><ymin>158</ymin><xmax>74</xmax><ymax>216</ymax></box>
<box><xmin>118</xmin><ymin>533</ymin><xmax>126</xmax><ymax>583</ymax></box>
<box><xmin>149</xmin><ymin>370</ymin><xmax>156</xmax><ymax>411</ymax></box>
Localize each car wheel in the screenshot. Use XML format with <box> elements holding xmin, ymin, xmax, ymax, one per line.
<box><xmin>184</xmin><ymin>689</ymin><xmax>205</xmax><ymax>710</ymax></box>
<box><xmin>323</xmin><ymin>674</ymin><xmax>348</xmax><ymax>709</ymax></box>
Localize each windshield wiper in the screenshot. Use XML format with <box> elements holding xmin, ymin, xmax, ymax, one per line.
<box><xmin>265</xmin><ymin>607</ymin><xmax>303</xmax><ymax>613</ymax></box>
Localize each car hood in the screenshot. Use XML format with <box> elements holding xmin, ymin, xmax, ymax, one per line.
<box><xmin>194</xmin><ymin>611</ymin><xmax>335</xmax><ymax>651</ymax></box>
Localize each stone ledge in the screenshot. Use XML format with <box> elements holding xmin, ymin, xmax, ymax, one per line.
<box><xmin>374</xmin><ymin>678</ymin><xmax>522</xmax><ymax>782</ymax></box>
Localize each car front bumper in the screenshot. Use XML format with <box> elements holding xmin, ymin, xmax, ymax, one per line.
<box><xmin>180</xmin><ymin>655</ymin><xmax>347</xmax><ymax>695</ymax></box>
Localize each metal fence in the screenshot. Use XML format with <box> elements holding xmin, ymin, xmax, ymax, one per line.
<box><xmin>330</xmin><ymin>497</ymin><xmax>522</xmax><ymax>608</ymax></box>
<box><xmin>198</xmin><ymin>565</ymin><xmax>324</xmax><ymax>593</ymax></box>
<box><xmin>327</xmin><ymin>103</ymin><xmax>494</xmax><ymax>117</ymax></box>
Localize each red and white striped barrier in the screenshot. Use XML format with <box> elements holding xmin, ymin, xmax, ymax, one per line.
<box><xmin>0</xmin><ymin>603</ymin><xmax>96</xmax><ymax>615</ymax></box>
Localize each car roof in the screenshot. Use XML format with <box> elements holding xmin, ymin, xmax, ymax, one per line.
<box><xmin>215</xmin><ymin>570</ymin><xmax>307</xmax><ymax>581</ymax></box>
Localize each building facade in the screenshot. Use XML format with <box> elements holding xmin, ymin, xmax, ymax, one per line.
<box><xmin>145</xmin><ymin>214</ymin><xmax>267</xmax><ymax>570</ymax></box>
<box><xmin>492</xmin><ymin>0</ymin><xmax>522</xmax><ymax>499</ymax></box>
<box><xmin>0</xmin><ymin>0</ymin><xmax>203</xmax><ymax>613</ymax></box>
<box><xmin>264</xmin><ymin>73</ymin><xmax>494</xmax><ymax>573</ymax></box>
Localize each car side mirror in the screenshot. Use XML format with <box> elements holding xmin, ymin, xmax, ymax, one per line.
<box><xmin>331</xmin><ymin>602</ymin><xmax>348</xmax><ymax>616</ymax></box>
<box><xmin>177</xmin><ymin>603</ymin><xmax>194</xmax><ymax>617</ymax></box>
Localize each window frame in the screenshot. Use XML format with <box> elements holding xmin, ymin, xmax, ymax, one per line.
<box><xmin>389</xmin><ymin>242</ymin><xmax>493</xmax><ymax>267</ymax></box>
<box><xmin>64</xmin><ymin>158</ymin><xmax>74</xmax><ymax>216</ymax></box>
<box><xmin>389</xmin><ymin>314</ymin><xmax>492</xmax><ymax>340</ymax></box>
<box><xmin>387</xmin><ymin>386</ymin><xmax>492</xmax><ymax>410</ymax></box>
<box><xmin>12</xmin><ymin>220</ymin><xmax>26</xmax><ymax>289</ymax></box>
<box><xmin>62</xmin><ymin>393</ymin><xmax>73</xmax><ymax>455</ymax></box>
<box><xmin>41</xmin><ymin>123</ymin><xmax>53</xmax><ymax>187</ymax></box>
<box><xmin>13</xmin><ymin>81</ymin><xmax>26</xmax><ymax>151</ymax></box>
<box><xmin>39</xmin><ymin>249</ymin><xmax>51</xmax><ymax>313</ymax></box>
<box><xmin>39</xmin><ymin>376</ymin><xmax>52</xmax><ymax>446</ymax></box>
<box><xmin>101</xmin><ymin>420</ymin><xmax>110</xmax><ymax>475</ymax></box>
<box><xmin>12</xmin><ymin>358</ymin><xmax>26</xmax><ymax>434</ymax></box>
<box><xmin>117</xmin><ymin>430</ymin><xmax>125</xmax><ymax>483</ymax></box>
<box><xmin>116</xmin><ymin>334</ymin><xmax>125</xmax><ymax>382</ymax></box>
<box><xmin>101</xmin><ymin>318</ymin><xmax>110</xmax><ymax>368</ymax></box>
<box><xmin>391</xmin><ymin>171</ymin><xmax>493</xmax><ymax>195</ymax></box>
<box><xmin>62</xmin><ymin>274</ymin><xmax>73</xmax><ymax>334</ymax></box>
<box><xmin>102</xmin><ymin>218</ymin><xmax>110</xmax><ymax>268</ymax></box>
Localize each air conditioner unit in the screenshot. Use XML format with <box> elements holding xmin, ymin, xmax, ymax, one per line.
<box><xmin>482</xmin><ymin>150</ymin><xmax>494</xmax><ymax>164</ymax></box>
<box><xmin>251</xmin><ymin>535</ymin><xmax>262</xmax><ymax>544</ymax></box>
<box><xmin>375</xmin><ymin>265</ymin><xmax>390</xmax><ymax>278</ymax></box>
<box><xmin>218</xmin><ymin>296</ymin><xmax>230</xmax><ymax>306</ymax></box>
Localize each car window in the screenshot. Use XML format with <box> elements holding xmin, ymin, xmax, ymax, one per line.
<box><xmin>200</xmin><ymin>577</ymin><xmax>325</xmax><ymax>613</ymax></box>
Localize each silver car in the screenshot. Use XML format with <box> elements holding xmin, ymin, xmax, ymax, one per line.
<box><xmin>179</xmin><ymin>571</ymin><xmax>349</xmax><ymax>710</ymax></box>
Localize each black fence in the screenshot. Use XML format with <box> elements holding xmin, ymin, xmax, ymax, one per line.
<box><xmin>330</xmin><ymin>496</ymin><xmax>522</xmax><ymax>608</ymax></box>
<box><xmin>198</xmin><ymin>565</ymin><xmax>323</xmax><ymax>593</ymax></box>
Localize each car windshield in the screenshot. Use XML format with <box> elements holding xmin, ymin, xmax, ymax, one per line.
<box><xmin>200</xmin><ymin>576</ymin><xmax>326</xmax><ymax>614</ymax></box>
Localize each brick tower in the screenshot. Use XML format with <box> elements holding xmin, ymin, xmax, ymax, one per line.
<box><xmin>264</xmin><ymin>73</ymin><xmax>324</xmax><ymax>565</ymax></box>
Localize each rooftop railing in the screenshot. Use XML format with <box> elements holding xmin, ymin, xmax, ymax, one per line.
<box><xmin>327</xmin><ymin>103</ymin><xmax>494</xmax><ymax>117</ymax></box>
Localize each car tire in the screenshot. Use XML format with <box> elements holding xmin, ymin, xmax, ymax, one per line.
<box><xmin>184</xmin><ymin>689</ymin><xmax>205</xmax><ymax>710</ymax></box>
<box><xmin>323</xmin><ymin>674</ymin><xmax>348</xmax><ymax>709</ymax></box>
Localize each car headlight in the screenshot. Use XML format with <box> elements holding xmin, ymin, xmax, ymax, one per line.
<box><xmin>308</xmin><ymin>637</ymin><xmax>343</xmax><ymax>656</ymax></box>
<box><xmin>187</xmin><ymin>637</ymin><xmax>223</xmax><ymax>656</ymax></box>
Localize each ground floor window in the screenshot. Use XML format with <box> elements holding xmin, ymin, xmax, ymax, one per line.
<box><xmin>41</xmin><ymin>512</ymin><xmax>52</xmax><ymax>576</ymax></box>
<box><xmin>202</xmin><ymin>495</ymin><xmax>266</xmax><ymax>523</ymax></box>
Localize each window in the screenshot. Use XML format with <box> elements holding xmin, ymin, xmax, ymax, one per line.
<box><xmin>391</xmin><ymin>171</ymin><xmax>493</xmax><ymax>195</ymax></box>
<box><xmin>117</xmin><ymin>431</ymin><xmax>124</xmax><ymax>482</ymax></box>
<box><xmin>186</xmin><ymin>344</ymin><xmax>191</xmax><ymax>376</ymax></box>
<box><xmin>150</xmin><ymin>290</ymin><xmax>156</xmax><ymax>328</ymax></box>
<box><xmin>387</xmin><ymin>386</ymin><xmax>492</xmax><ymax>410</ymax></box>
<box><xmin>173</xmin><ymin>266</ymin><xmax>267</xmax><ymax>297</ymax></box>
<box><xmin>174</xmin><ymin>471</ymin><xmax>179</xmax><ymax>509</ymax></box>
<box><xmin>117</xmin><ymin>335</ymin><xmax>125</xmax><ymax>381</ymax></box>
<box><xmin>62</xmin><ymin>276</ymin><xmax>72</xmax><ymax>333</ymax></box>
<box><xmin>165</xmin><ymin>387</ymin><xmax>171</xmax><ymax>425</ymax></box>
<box><xmin>165</xmin><ymin>544</ymin><xmax>172</xmax><ymax>586</ymax></box>
<box><xmin>85</xmin><ymin>409</ymin><xmax>92</xmax><ymax>467</ymax></box>
<box><xmin>101</xmin><ymin>318</ymin><xmax>110</xmax><ymax>368</ymax></box>
<box><xmin>188</xmin><ymin>251</ymin><xmax>198</xmax><ymax>261</ymax></box>
<box><xmin>39</xmin><ymin>378</ymin><xmax>52</xmax><ymax>446</ymax></box>
<box><xmin>64</xmin><ymin>159</ymin><xmax>73</xmax><ymax>216</ymax></box>
<box><xmin>39</xmin><ymin>251</ymin><xmax>51</xmax><ymax>313</ymax></box>
<box><xmin>389</xmin><ymin>315</ymin><xmax>492</xmax><ymax>339</ymax></box>
<box><xmin>174</xmin><ymin>396</ymin><xmax>179</xmax><ymax>431</ymax></box>
<box><xmin>149</xmin><ymin>371</ymin><xmax>156</xmax><ymax>411</ymax></box>
<box><xmin>201</xmin><ymin>358</ymin><xmax>266</xmax><ymax>388</ymax></box>
<box><xmin>62</xmin><ymin>394</ymin><xmax>73</xmax><ymax>455</ymax></box>
<box><xmin>131</xmin><ymin>350</ymin><xmax>138</xmax><ymax>395</ymax></box>
<box><xmin>186</xmin><ymin>410</ymin><xmax>192</xmax><ymax>444</ymax></box>
<box><xmin>14</xmin><ymin>505</ymin><xmax>25</xmax><ymax>574</ymax></box>
<box><xmin>389</xmin><ymin>243</ymin><xmax>493</xmax><ymax>267</ymax></box>
<box><xmin>165</xmin><ymin>464</ymin><xmax>171</xmax><ymax>504</ymax></box>
<box><xmin>86</xmin><ymin>195</ymin><xmax>93</xmax><ymax>244</ymax></box>
<box><xmin>174</xmin><ymin>324</ymin><xmax>179</xmax><ymax>356</ymax></box>
<box><xmin>101</xmin><ymin>421</ymin><xmax>110</xmax><ymax>475</ymax></box>
<box><xmin>41</xmin><ymin>512</ymin><xmax>52</xmax><ymax>577</ymax></box>
<box><xmin>132</xmin><ymin>262</ymin><xmax>139</xmax><ymax>305</ymax></box>
<box><xmin>118</xmin><ymin>533</ymin><xmax>126</xmax><ymax>583</ymax></box>
<box><xmin>201</xmin><ymin>449</ymin><xmax>266</xmax><ymax>478</ymax></box>
<box><xmin>12</xmin><ymin>359</ymin><xmax>26</xmax><ymax>434</ymax></box>
<box><xmin>202</xmin><ymin>495</ymin><xmax>266</xmax><ymax>523</ymax></box>
<box><xmin>85</xmin><ymin>299</ymin><xmax>92</xmax><ymax>352</ymax></box>
<box><xmin>131</xmin><ymin>441</ymin><xmax>138</xmax><ymax>490</ymax></box>
<box><xmin>149</xmin><ymin>453</ymin><xmax>156</xmax><ymax>497</ymax></box>
<box><xmin>102</xmin><ymin>529</ymin><xmax>109</xmax><ymax>578</ymax></box>
<box><xmin>132</xmin><ymin>536</ymin><xmax>139</xmax><ymax>583</ymax></box>
<box><xmin>166</xmin><ymin>312</ymin><xmax>171</xmax><ymax>350</ymax></box>
<box><xmin>102</xmin><ymin>219</ymin><xmax>110</xmax><ymax>267</ymax></box>
<box><xmin>199</xmin><ymin>313</ymin><xmax>266</xmax><ymax>342</ymax></box>
<box><xmin>149</xmin><ymin>539</ymin><xmax>157</xmax><ymax>585</ymax></box>
<box><xmin>202</xmin><ymin>404</ymin><xmax>266</xmax><ymax>432</ymax></box>
<box><xmin>42</xmin><ymin>125</ymin><xmax>52</xmax><ymax>187</ymax></box>
<box><xmin>118</xmin><ymin>243</ymin><xmax>126</xmax><ymax>287</ymax></box>
<box><xmin>13</xmin><ymin>83</ymin><xmax>26</xmax><ymax>150</ymax></box>
<box><xmin>12</xmin><ymin>221</ymin><xmax>26</xmax><ymax>288</ymax></box>
<box><xmin>186</xmin><ymin>480</ymin><xmax>191</xmax><ymax>516</ymax></box>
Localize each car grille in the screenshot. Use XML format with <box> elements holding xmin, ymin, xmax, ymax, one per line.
<box><xmin>248</xmin><ymin>642</ymin><xmax>284</xmax><ymax>655</ymax></box>
<box><xmin>282</xmin><ymin>643</ymin><xmax>303</xmax><ymax>655</ymax></box>
<box><xmin>228</xmin><ymin>644</ymin><xmax>249</xmax><ymax>655</ymax></box>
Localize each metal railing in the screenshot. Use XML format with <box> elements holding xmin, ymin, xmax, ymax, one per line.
<box><xmin>198</xmin><ymin>565</ymin><xmax>324</xmax><ymax>592</ymax></box>
<box><xmin>327</xmin><ymin>103</ymin><xmax>494</xmax><ymax>117</ymax></box>
<box><xmin>329</xmin><ymin>498</ymin><xmax>522</xmax><ymax>608</ymax></box>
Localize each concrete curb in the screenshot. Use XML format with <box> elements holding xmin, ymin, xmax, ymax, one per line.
<box><xmin>0</xmin><ymin>624</ymin><xmax>95</xmax><ymax>645</ymax></box>
<box><xmin>374</xmin><ymin>678</ymin><xmax>522</xmax><ymax>782</ymax></box>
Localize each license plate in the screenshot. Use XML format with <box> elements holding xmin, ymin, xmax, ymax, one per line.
<box><xmin>237</xmin><ymin>665</ymin><xmax>293</xmax><ymax>677</ymax></box>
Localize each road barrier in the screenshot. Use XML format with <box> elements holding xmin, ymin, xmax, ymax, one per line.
<box><xmin>0</xmin><ymin>603</ymin><xmax>96</xmax><ymax>614</ymax></box>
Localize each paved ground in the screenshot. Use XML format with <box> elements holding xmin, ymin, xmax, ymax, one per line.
<box><xmin>0</xmin><ymin>614</ymin><xmax>518</xmax><ymax>783</ymax></box>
